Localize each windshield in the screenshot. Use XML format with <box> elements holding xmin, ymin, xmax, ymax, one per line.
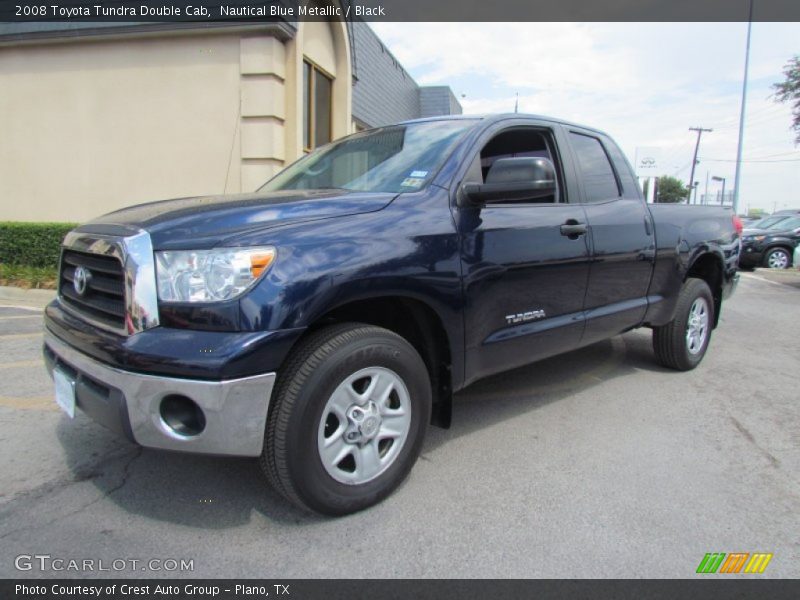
<box><xmin>776</xmin><ymin>216</ymin><xmax>800</xmax><ymax>230</ymax></box>
<box><xmin>750</xmin><ymin>216</ymin><xmax>787</xmax><ymax>229</ymax></box>
<box><xmin>260</xmin><ymin>120</ymin><xmax>476</xmax><ymax>194</ymax></box>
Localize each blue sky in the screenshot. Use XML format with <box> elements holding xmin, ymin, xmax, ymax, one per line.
<box><xmin>372</xmin><ymin>22</ymin><xmax>800</xmax><ymax>213</ymax></box>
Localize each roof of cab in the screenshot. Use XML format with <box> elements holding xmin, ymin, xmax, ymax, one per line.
<box><xmin>398</xmin><ymin>113</ymin><xmax>610</xmax><ymax>137</ymax></box>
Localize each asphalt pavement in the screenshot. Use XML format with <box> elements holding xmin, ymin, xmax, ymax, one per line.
<box><xmin>0</xmin><ymin>272</ymin><xmax>798</xmax><ymax>578</ymax></box>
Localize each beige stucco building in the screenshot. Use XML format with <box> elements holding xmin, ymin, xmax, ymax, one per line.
<box><xmin>0</xmin><ymin>8</ymin><xmax>461</xmax><ymax>222</ymax></box>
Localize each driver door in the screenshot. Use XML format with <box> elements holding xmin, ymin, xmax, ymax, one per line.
<box><xmin>455</xmin><ymin>123</ymin><xmax>591</xmax><ymax>386</ymax></box>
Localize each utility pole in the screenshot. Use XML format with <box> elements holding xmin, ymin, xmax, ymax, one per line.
<box><xmin>688</xmin><ymin>127</ymin><xmax>712</xmax><ymax>204</ymax></box>
<box><xmin>733</xmin><ymin>0</ymin><xmax>754</xmax><ymax>214</ymax></box>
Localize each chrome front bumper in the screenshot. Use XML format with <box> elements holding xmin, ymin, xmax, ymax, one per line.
<box><xmin>44</xmin><ymin>330</ymin><xmax>275</xmax><ymax>457</ymax></box>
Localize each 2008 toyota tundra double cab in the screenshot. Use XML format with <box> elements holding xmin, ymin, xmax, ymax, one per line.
<box><xmin>44</xmin><ymin>115</ymin><xmax>741</xmax><ymax>515</ymax></box>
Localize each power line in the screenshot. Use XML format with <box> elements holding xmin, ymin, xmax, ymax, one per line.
<box><xmin>661</xmin><ymin>144</ymin><xmax>696</xmax><ymax>173</ymax></box>
<box><xmin>672</xmin><ymin>160</ymin><xmax>693</xmax><ymax>177</ymax></box>
<box><xmin>700</xmin><ymin>157</ymin><xmax>800</xmax><ymax>163</ymax></box>
<box><xmin>712</xmin><ymin>104</ymin><xmax>788</xmax><ymax>131</ymax></box>
<box><xmin>708</xmin><ymin>99</ymin><xmax>788</xmax><ymax>130</ymax></box>
<box><xmin>741</xmin><ymin>150</ymin><xmax>800</xmax><ymax>160</ymax></box>
<box><xmin>697</xmin><ymin>149</ymin><xmax>800</xmax><ymax>162</ymax></box>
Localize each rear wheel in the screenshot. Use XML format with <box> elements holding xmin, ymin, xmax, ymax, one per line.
<box><xmin>652</xmin><ymin>278</ymin><xmax>715</xmax><ymax>371</ymax></box>
<box><xmin>764</xmin><ymin>247</ymin><xmax>791</xmax><ymax>269</ymax></box>
<box><xmin>260</xmin><ymin>323</ymin><xmax>431</xmax><ymax>516</ymax></box>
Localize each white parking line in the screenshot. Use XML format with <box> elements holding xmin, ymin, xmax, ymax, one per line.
<box><xmin>0</xmin><ymin>395</ymin><xmax>57</xmax><ymax>412</ymax></box>
<box><xmin>740</xmin><ymin>272</ymin><xmax>800</xmax><ymax>289</ymax></box>
<box><xmin>0</xmin><ymin>333</ymin><xmax>42</xmax><ymax>340</ymax></box>
<box><xmin>0</xmin><ymin>360</ymin><xmax>42</xmax><ymax>370</ymax></box>
<box><xmin>0</xmin><ymin>315</ymin><xmax>42</xmax><ymax>320</ymax></box>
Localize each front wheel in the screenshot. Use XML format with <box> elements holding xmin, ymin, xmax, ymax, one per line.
<box><xmin>652</xmin><ymin>278</ymin><xmax>715</xmax><ymax>371</ymax></box>
<box><xmin>764</xmin><ymin>247</ymin><xmax>791</xmax><ymax>269</ymax></box>
<box><xmin>260</xmin><ymin>323</ymin><xmax>431</xmax><ymax>516</ymax></box>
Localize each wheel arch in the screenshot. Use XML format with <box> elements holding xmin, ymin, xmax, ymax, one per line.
<box><xmin>685</xmin><ymin>251</ymin><xmax>724</xmax><ymax>328</ymax></box>
<box><xmin>291</xmin><ymin>295</ymin><xmax>455</xmax><ymax>428</ymax></box>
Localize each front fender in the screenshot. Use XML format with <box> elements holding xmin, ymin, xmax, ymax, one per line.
<box><xmin>234</xmin><ymin>186</ymin><xmax>465</xmax><ymax>379</ymax></box>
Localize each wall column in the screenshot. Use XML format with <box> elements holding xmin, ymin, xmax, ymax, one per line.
<box><xmin>239</xmin><ymin>35</ymin><xmax>286</xmax><ymax>192</ymax></box>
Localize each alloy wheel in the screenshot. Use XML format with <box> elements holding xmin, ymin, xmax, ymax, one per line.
<box><xmin>767</xmin><ymin>250</ymin><xmax>789</xmax><ymax>269</ymax></box>
<box><xmin>685</xmin><ymin>297</ymin><xmax>709</xmax><ymax>355</ymax></box>
<box><xmin>317</xmin><ymin>367</ymin><xmax>412</xmax><ymax>485</ymax></box>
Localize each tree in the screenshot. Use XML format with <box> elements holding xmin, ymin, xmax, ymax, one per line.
<box><xmin>773</xmin><ymin>55</ymin><xmax>800</xmax><ymax>144</ymax></box>
<box><xmin>656</xmin><ymin>176</ymin><xmax>689</xmax><ymax>203</ymax></box>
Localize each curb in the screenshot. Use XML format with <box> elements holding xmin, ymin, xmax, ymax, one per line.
<box><xmin>0</xmin><ymin>286</ymin><xmax>56</xmax><ymax>309</ymax></box>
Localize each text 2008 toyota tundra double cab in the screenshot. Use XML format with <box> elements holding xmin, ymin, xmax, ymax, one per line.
<box><xmin>44</xmin><ymin>115</ymin><xmax>741</xmax><ymax>515</ymax></box>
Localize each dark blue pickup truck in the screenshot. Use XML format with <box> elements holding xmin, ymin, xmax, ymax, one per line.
<box><xmin>44</xmin><ymin>114</ymin><xmax>741</xmax><ymax>515</ymax></box>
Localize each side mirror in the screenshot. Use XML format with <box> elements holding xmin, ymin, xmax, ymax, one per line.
<box><xmin>461</xmin><ymin>157</ymin><xmax>556</xmax><ymax>205</ymax></box>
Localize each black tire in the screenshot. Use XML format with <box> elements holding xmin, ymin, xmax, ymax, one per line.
<box><xmin>652</xmin><ymin>278</ymin><xmax>715</xmax><ymax>371</ymax></box>
<box><xmin>763</xmin><ymin>247</ymin><xmax>792</xmax><ymax>269</ymax></box>
<box><xmin>260</xmin><ymin>323</ymin><xmax>431</xmax><ymax>516</ymax></box>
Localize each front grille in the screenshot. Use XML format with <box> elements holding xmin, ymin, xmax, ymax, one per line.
<box><xmin>59</xmin><ymin>249</ymin><xmax>126</xmax><ymax>331</ymax></box>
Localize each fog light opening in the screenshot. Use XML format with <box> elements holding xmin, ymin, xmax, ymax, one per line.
<box><xmin>160</xmin><ymin>395</ymin><xmax>206</xmax><ymax>437</ymax></box>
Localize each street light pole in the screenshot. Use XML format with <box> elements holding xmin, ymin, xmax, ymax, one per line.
<box><xmin>712</xmin><ymin>176</ymin><xmax>727</xmax><ymax>206</ymax></box>
<box><xmin>733</xmin><ymin>0</ymin><xmax>754</xmax><ymax>214</ymax></box>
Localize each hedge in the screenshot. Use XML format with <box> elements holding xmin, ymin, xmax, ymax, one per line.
<box><xmin>0</xmin><ymin>222</ymin><xmax>78</xmax><ymax>268</ymax></box>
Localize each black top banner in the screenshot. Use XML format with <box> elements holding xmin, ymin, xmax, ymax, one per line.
<box><xmin>1</xmin><ymin>0</ymin><xmax>799</xmax><ymax>22</ymax></box>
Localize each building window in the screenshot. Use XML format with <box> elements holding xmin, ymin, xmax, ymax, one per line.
<box><xmin>303</xmin><ymin>59</ymin><xmax>333</xmax><ymax>152</ymax></box>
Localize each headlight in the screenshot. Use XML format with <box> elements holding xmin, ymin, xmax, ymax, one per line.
<box><xmin>753</xmin><ymin>235</ymin><xmax>766</xmax><ymax>242</ymax></box>
<box><xmin>156</xmin><ymin>247</ymin><xmax>276</xmax><ymax>303</ymax></box>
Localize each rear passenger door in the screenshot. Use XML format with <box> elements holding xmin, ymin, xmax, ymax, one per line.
<box><xmin>565</xmin><ymin>129</ymin><xmax>655</xmax><ymax>345</ymax></box>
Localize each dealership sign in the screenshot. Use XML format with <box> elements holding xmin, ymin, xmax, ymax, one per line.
<box><xmin>634</xmin><ymin>147</ymin><xmax>663</xmax><ymax>177</ymax></box>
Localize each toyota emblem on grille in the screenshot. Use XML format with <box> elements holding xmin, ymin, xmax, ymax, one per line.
<box><xmin>73</xmin><ymin>266</ymin><xmax>92</xmax><ymax>296</ymax></box>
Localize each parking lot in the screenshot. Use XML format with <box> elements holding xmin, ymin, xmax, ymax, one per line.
<box><xmin>0</xmin><ymin>272</ymin><xmax>798</xmax><ymax>578</ymax></box>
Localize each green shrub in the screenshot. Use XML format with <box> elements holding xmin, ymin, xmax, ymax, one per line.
<box><xmin>0</xmin><ymin>222</ymin><xmax>77</xmax><ymax>268</ymax></box>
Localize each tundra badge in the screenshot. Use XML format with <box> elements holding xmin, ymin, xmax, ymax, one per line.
<box><xmin>505</xmin><ymin>310</ymin><xmax>546</xmax><ymax>325</ymax></box>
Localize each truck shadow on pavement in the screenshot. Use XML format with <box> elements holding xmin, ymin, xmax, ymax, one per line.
<box><xmin>426</xmin><ymin>328</ymin><xmax>672</xmax><ymax>453</ymax></box>
<box><xmin>53</xmin><ymin>329</ymin><xmax>675</xmax><ymax>527</ymax></box>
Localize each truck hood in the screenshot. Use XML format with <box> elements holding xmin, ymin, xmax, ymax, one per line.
<box><xmin>86</xmin><ymin>189</ymin><xmax>398</xmax><ymax>249</ymax></box>
<box><xmin>742</xmin><ymin>228</ymin><xmax>769</xmax><ymax>236</ymax></box>
<box><xmin>742</xmin><ymin>227</ymin><xmax>767</xmax><ymax>235</ymax></box>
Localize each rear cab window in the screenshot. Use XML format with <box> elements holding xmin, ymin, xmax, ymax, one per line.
<box><xmin>568</xmin><ymin>132</ymin><xmax>622</xmax><ymax>204</ymax></box>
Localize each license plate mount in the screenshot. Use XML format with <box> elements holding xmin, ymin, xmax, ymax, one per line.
<box><xmin>54</xmin><ymin>369</ymin><xmax>76</xmax><ymax>418</ymax></box>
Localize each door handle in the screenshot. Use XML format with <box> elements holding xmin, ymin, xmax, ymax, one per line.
<box><xmin>560</xmin><ymin>221</ymin><xmax>587</xmax><ymax>238</ymax></box>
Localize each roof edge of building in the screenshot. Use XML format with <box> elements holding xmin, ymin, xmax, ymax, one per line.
<box><xmin>0</xmin><ymin>21</ymin><xmax>297</xmax><ymax>47</ymax></box>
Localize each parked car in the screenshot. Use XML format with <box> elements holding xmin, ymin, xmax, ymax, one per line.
<box><xmin>740</xmin><ymin>216</ymin><xmax>800</xmax><ymax>269</ymax></box>
<box><xmin>43</xmin><ymin>115</ymin><xmax>740</xmax><ymax>515</ymax></box>
<box><xmin>739</xmin><ymin>216</ymin><xmax>763</xmax><ymax>228</ymax></box>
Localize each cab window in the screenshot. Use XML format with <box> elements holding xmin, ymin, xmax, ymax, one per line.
<box><xmin>463</xmin><ymin>128</ymin><xmax>561</xmax><ymax>204</ymax></box>
<box><xmin>569</xmin><ymin>132</ymin><xmax>621</xmax><ymax>203</ymax></box>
